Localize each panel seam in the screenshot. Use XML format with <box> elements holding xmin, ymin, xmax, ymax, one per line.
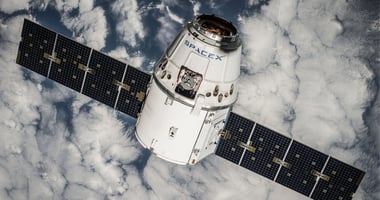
<box><xmin>238</xmin><ymin>122</ymin><xmax>257</xmax><ymax>166</ymax></box>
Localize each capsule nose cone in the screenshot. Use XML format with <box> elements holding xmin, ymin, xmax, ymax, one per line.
<box><xmin>190</xmin><ymin>14</ymin><xmax>241</xmax><ymax>51</ymax></box>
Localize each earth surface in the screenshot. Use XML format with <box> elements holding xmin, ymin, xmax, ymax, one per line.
<box><xmin>0</xmin><ymin>0</ymin><xmax>379</xmax><ymax>199</ymax></box>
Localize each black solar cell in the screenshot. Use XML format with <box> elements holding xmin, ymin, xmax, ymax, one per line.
<box><xmin>215</xmin><ymin>113</ymin><xmax>364</xmax><ymax>199</ymax></box>
<box><xmin>16</xmin><ymin>19</ymin><xmax>56</xmax><ymax>76</ymax></box>
<box><xmin>276</xmin><ymin>140</ymin><xmax>328</xmax><ymax>196</ymax></box>
<box><xmin>215</xmin><ymin>112</ymin><xmax>255</xmax><ymax>164</ymax></box>
<box><xmin>49</xmin><ymin>35</ymin><xmax>91</xmax><ymax>92</ymax></box>
<box><xmin>115</xmin><ymin>66</ymin><xmax>151</xmax><ymax>118</ymax></box>
<box><xmin>82</xmin><ymin>50</ymin><xmax>126</xmax><ymax>108</ymax></box>
<box><xmin>311</xmin><ymin>157</ymin><xmax>365</xmax><ymax>200</ymax></box>
<box><xmin>241</xmin><ymin>124</ymin><xmax>291</xmax><ymax>180</ymax></box>
<box><xmin>16</xmin><ymin>19</ymin><xmax>151</xmax><ymax>119</ymax></box>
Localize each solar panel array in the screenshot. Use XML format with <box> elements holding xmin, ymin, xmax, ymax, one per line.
<box><xmin>16</xmin><ymin>19</ymin><xmax>150</xmax><ymax>118</ymax></box>
<box><xmin>215</xmin><ymin>112</ymin><xmax>365</xmax><ymax>200</ymax></box>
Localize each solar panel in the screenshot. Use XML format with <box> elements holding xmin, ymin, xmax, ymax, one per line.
<box><xmin>215</xmin><ymin>112</ymin><xmax>255</xmax><ymax>164</ymax></box>
<box><xmin>276</xmin><ymin>140</ymin><xmax>328</xmax><ymax>196</ymax></box>
<box><xmin>16</xmin><ymin>19</ymin><xmax>56</xmax><ymax>76</ymax></box>
<box><xmin>48</xmin><ymin>34</ymin><xmax>91</xmax><ymax>92</ymax></box>
<box><xmin>82</xmin><ymin>50</ymin><xmax>126</xmax><ymax>108</ymax></box>
<box><xmin>215</xmin><ymin>112</ymin><xmax>364</xmax><ymax>200</ymax></box>
<box><xmin>311</xmin><ymin>157</ymin><xmax>365</xmax><ymax>200</ymax></box>
<box><xmin>115</xmin><ymin>66</ymin><xmax>151</xmax><ymax>118</ymax></box>
<box><xmin>240</xmin><ymin>124</ymin><xmax>291</xmax><ymax>180</ymax></box>
<box><xmin>16</xmin><ymin>19</ymin><xmax>151</xmax><ymax>119</ymax></box>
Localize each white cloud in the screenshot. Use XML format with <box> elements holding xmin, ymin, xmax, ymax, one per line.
<box><xmin>207</xmin><ymin>0</ymin><xmax>218</xmax><ymax>10</ymax></box>
<box><xmin>237</xmin><ymin>0</ymin><xmax>373</xmax><ymax>177</ymax></box>
<box><xmin>0</xmin><ymin>15</ymin><xmax>58</xmax><ymax>200</ymax></box>
<box><xmin>111</xmin><ymin>0</ymin><xmax>145</xmax><ymax>47</ymax></box>
<box><xmin>165</xmin><ymin>6</ymin><xmax>184</xmax><ymax>24</ymax></box>
<box><xmin>240</xmin><ymin>15</ymin><xmax>280</xmax><ymax>73</ymax></box>
<box><xmin>1</xmin><ymin>16</ymin><xmax>30</xmax><ymax>44</ymax></box>
<box><xmin>261</xmin><ymin>0</ymin><xmax>298</xmax><ymax>30</ymax></box>
<box><xmin>0</xmin><ymin>13</ymin><xmax>134</xmax><ymax>200</ymax></box>
<box><xmin>79</xmin><ymin>0</ymin><xmax>93</xmax><ymax>13</ymax></box>
<box><xmin>155</xmin><ymin>15</ymin><xmax>178</xmax><ymax>50</ymax></box>
<box><xmin>143</xmin><ymin>1</ymin><xmax>184</xmax><ymax>49</ymax></box>
<box><xmin>54</xmin><ymin>0</ymin><xmax>79</xmax><ymax>13</ymax></box>
<box><xmin>0</xmin><ymin>0</ymin><xmax>29</xmax><ymax>14</ymax></box>
<box><xmin>62</xmin><ymin>6</ymin><xmax>108</xmax><ymax>49</ymax></box>
<box><xmin>295</xmin><ymin>0</ymin><xmax>347</xmax><ymax>47</ymax></box>
<box><xmin>237</xmin><ymin>13</ymin><xmax>299</xmax><ymax>132</ymax></box>
<box><xmin>29</xmin><ymin>0</ymin><xmax>50</xmax><ymax>11</ymax></box>
<box><xmin>234</xmin><ymin>0</ymin><xmax>375</xmax><ymax>197</ymax></box>
<box><xmin>53</xmin><ymin>0</ymin><xmax>107</xmax><ymax>50</ymax></box>
<box><xmin>240</xmin><ymin>1</ymin><xmax>373</xmax><ymax>148</ymax></box>
<box><xmin>65</xmin><ymin>102</ymin><xmax>141</xmax><ymax>196</ymax></box>
<box><xmin>190</xmin><ymin>0</ymin><xmax>201</xmax><ymax>15</ymax></box>
<box><xmin>143</xmin><ymin>155</ymin><xmax>309</xmax><ymax>200</ymax></box>
<box><xmin>248</xmin><ymin>0</ymin><xmax>260</xmax><ymax>7</ymax></box>
<box><xmin>107</xmin><ymin>46</ymin><xmax>145</xmax><ymax>70</ymax></box>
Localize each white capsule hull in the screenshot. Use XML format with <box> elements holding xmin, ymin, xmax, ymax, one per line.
<box><xmin>135</xmin><ymin>14</ymin><xmax>241</xmax><ymax>165</ymax></box>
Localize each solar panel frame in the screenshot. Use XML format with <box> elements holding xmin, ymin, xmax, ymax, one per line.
<box><xmin>311</xmin><ymin>157</ymin><xmax>365</xmax><ymax>200</ymax></box>
<box><xmin>49</xmin><ymin>34</ymin><xmax>91</xmax><ymax>92</ymax></box>
<box><xmin>215</xmin><ymin>112</ymin><xmax>255</xmax><ymax>164</ymax></box>
<box><xmin>16</xmin><ymin>19</ymin><xmax>57</xmax><ymax>77</ymax></box>
<box><xmin>240</xmin><ymin>124</ymin><xmax>292</xmax><ymax>180</ymax></box>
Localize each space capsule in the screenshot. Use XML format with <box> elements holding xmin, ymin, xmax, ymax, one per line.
<box><xmin>135</xmin><ymin>14</ymin><xmax>242</xmax><ymax>165</ymax></box>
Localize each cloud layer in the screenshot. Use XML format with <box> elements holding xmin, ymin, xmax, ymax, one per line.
<box><xmin>0</xmin><ymin>0</ymin><xmax>378</xmax><ymax>199</ymax></box>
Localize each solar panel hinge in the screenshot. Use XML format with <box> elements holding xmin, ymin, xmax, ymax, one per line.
<box><xmin>273</xmin><ymin>157</ymin><xmax>292</xmax><ymax>169</ymax></box>
<box><xmin>136</xmin><ymin>91</ymin><xmax>146</xmax><ymax>102</ymax></box>
<box><xmin>113</xmin><ymin>79</ymin><xmax>131</xmax><ymax>91</ymax></box>
<box><xmin>311</xmin><ymin>169</ymin><xmax>330</xmax><ymax>182</ymax></box>
<box><xmin>112</xmin><ymin>79</ymin><xmax>146</xmax><ymax>102</ymax></box>
<box><xmin>43</xmin><ymin>52</ymin><xmax>61</xmax><ymax>64</ymax></box>
<box><xmin>219</xmin><ymin>129</ymin><xmax>231</xmax><ymax>140</ymax></box>
<box><xmin>237</xmin><ymin>141</ymin><xmax>256</xmax><ymax>153</ymax></box>
<box><xmin>78</xmin><ymin>63</ymin><xmax>95</xmax><ymax>75</ymax></box>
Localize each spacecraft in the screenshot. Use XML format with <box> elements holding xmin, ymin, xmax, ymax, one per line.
<box><xmin>15</xmin><ymin>14</ymin><xmax>364</xmax><ymax>199</ymax></box>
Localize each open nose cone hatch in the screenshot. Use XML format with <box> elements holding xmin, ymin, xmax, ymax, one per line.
<box><xmin>189</xmin><ymin>14</ymin><xmax>241</xmax><ymax>51</ymax></box>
